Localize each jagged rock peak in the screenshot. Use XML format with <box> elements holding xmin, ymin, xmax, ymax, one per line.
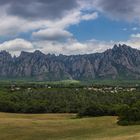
<box><xmin>19</xmin><ymin>51</ymin><xmax>32</xmax><ymax>57</ymax></box>
<box><xmin>0</xmin><ymin>50</ymin><xmax>11</xmax><ymax>55</ymax></box>
<box><xmin>0</xmin><ymin>44</ymin><xmax>140</xmax><ymax>81</ymax></box>
<box><xmin>113</xmin><ymin>44</ymin><xmax>133</xmax><ymax>50</ymax></box>
<box><xmin>0</xmin><ymin>50</ymin><xmax>12</xmax><ymax>58</ymax></box>
<box><xmin>33</xmin><ymin>50</ymin><xmax>44</xmax><ymax>55</ymax></box>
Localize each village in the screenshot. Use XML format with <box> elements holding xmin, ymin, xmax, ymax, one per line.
<box><xmin>86</xmin><ymin>86</ymin><xmax>137</xmax><ymax>93</ymax></box>
<box><xmin>9</xmin><ymin>83</ymin><xmax>138</xmax><ymax>94</ymax></box>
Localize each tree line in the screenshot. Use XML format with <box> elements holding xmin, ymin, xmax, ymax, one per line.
<box><xmin>0</xmin><ymin>85</ymin><xmax>140</xmax><ymax>125</ymax></box>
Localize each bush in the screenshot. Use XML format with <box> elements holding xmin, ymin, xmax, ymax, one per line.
<box><xmin>117</xmin><ymin>102</ymin><xmax>140</xmax><ymax>125</ymax></box>
<box><xmin>78</xmin><ymin>103</ymin><xmax>106</xmax><ymax>117</ymax></box>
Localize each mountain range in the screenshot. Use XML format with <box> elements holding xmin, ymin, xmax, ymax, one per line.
<box><xmin>0</xmin><ymin>44</ymin><xmax>140</xmax><ymax>81</ymax></box>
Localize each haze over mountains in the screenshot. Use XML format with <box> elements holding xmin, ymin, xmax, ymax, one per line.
<box><xmin>0</xmin><ymin>44</ymin><xmax>140</xmax><ymax>81</ymax></box>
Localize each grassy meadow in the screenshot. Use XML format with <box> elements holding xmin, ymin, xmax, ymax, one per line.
<box><xmin>0</xmin><ymin>113</ymin><xmax>140</xmax><ymax>140</ymax></box>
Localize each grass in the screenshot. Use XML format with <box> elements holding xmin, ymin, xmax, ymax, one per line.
<box><xmin>85</xmin><ymin>79</ymin><xmax>140</xmax><ymax>86</ymax></box>
<box><xmin>0</xmin><ymin>113</ymin><xmax>140</xmax><ymax>140</ymax></box>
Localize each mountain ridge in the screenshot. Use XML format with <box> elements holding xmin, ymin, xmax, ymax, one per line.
<box><xmin>0</xmin><ymin>44</ymin><xmax>140</xmax><ymax>81</ymax></box>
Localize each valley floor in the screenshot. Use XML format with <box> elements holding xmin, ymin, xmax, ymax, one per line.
<box><xmin>0</xmin><ymin>113</ymin><xmax>140</xmax><ymax>140</ymax></box>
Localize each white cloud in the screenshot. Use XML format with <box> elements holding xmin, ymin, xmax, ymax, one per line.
<box><xmin>0</xmin><ymin>1</ymin><xmax>98</xmax><ymax>37</ymax></box>
<box><xmin>0</xmin><ymin>1</ymin><xmax>99</xmax><ymax>58</ymax></box>
<box><xmin>32</xmin><ymin>28</ymin><xmax>73</xmax><ymax>41</ymax></box>
<box><xmin>32</xmin><ymin>38</ymin><xmax>114</xmax><ymax>55</ymax></box>
<box><xmin>0</xmin><ymin>38</ymin><xmax>34</xmax><ymax>55</ymax></box>
<box><xmin>81</xmin><ymin>12</ymin><xmax>98</xmax><ymax>21</ymax></box>
<box><xmin>132</xmin><ymin>27</ymin><xmax>138</xmax><ymax>31</ymax></box>
<box><xmin>1</xmin><ymin>34</ymin><xmax>140</xmax><ymax>57</ymax></box>
<box><xmin>121</xmin><ymin>35</ymin><xmax>140</xmax><ymax>50</ymax></box>
<box><xmin>131</xmin><ymin>33</ymin><xmax>140</xmax><ymax>38</ymax></box>
<box><xmin>0</xmin><ymin>15</ymin><xmax>48</xmax><ymax>36</ymax></box>
<box><xmin>1</xmin><ymin>0</ymin><xmax>140</xmax><ymax>56</ymax></box>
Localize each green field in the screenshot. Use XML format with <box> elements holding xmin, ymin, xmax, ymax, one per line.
<box><xmin>0</xmin><ymin>113</ymin><xmax>140</xmax><ymax>140</ymax></box>
<box><xmin>0</xmin><ymin>79</ymin><xmax>140</xmax><ymax>87</ymax></box>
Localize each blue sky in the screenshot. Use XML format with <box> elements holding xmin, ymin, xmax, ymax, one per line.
<box><xmin>68</xmin><ymin>16</ymin><xmax>132</xmax><ymax>42</ymax></box>
<box><xmin>0</xmin><ymin>0</ymin><xmax>140</xmax><ymax>55</ymax></box>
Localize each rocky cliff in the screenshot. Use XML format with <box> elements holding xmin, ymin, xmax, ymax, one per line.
<box><xmin>0</xmin><ymin>44</ymin><xmax>140</xmax><ymax>81</ymax></box>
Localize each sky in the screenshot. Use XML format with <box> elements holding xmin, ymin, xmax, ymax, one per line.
<box><xmin>0</xmin><ymin>0</ymin><xmax>140</xmax><ymax>55</ymax></box>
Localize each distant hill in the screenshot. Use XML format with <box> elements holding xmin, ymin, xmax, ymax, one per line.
<box><xmin>0</xmin><ymin>44</ymin><xmax>140</xmax><ymax>81</ymax></box>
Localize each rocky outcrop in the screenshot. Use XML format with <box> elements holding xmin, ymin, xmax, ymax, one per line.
<box><xmin>0</xmin><ymin>44</ymin><xmax>140</xmax><ymax>81</ymax></box>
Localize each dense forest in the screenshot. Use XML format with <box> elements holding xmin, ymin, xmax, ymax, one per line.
<box><xmin>0</xmin><ymin>82</ymin><xmax>140</xmax><ymax>125</ymax></box>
